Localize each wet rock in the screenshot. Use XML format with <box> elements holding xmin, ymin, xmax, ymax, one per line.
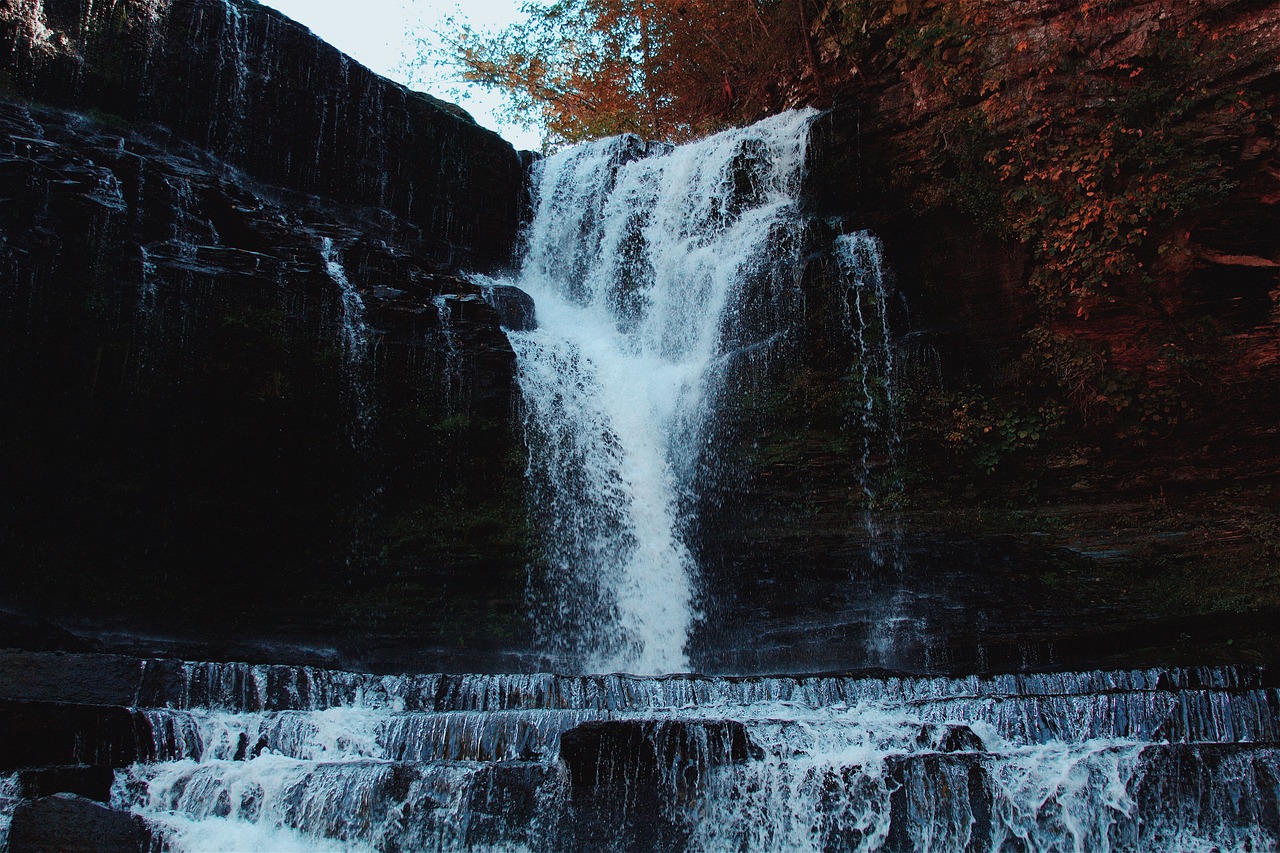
<box><xmin>559</xmin><ymin>719</ymin><xmax>761</xmax><ymax>792</ymax></box>
<box><xmin>0</xmin><ymin>97</ymin><xmax>530</xmax><ymax>664</ymax></box>
<box><xmin>18</xmin><ymin>766</ymin><xmax>117</xmax><ymax>803</ymax></box>
<box><xmin>558</xmin><ymin>719</ymin><xmax>762</xmax><ymax>853</ymax></box>
<box><xmin>1131</xmin><ymin>744</ymin><xmax>1280</xmax><ymax>842</ymax></box>
<box><xmin>877</xmin><ymin>744</ymin><xmax>1280</xmax><ymax>852</ymax></box>
<box><xmin>885</xmin><ymin>754</ymin><xmax>992</xmax><ymax>853</ymax></box>
<box><xmin>483</xmin><ymin>283</ymin><xmax>537</xmax><ymax>331</ymax></box>
<box><xmin>0</xmin><ymin>701</ymin><xmax>156</xmax><ymax>771</ymax></box>
<box><xmin>464</xmin><ymin>762</ymin><xmax>559</xmax><ymax>849</ymax></box>
<box><xmin>916</xmin><ymin>723</ymin><xmax>985</xmax><ymax>753</ymax></box>
<box><xmin>8</xmin><ymin>793</ymin><xmax>152</xmax><ymax>853</ymax></box>
<box><xmin>1</xmin><ymin>0</ymin><xmax>523</xmax><ymax>272</ymax></box>
<box><xmin>0</xmin><ymin>650</ymin><xmax>147</xmax><ymax>706</ymax></box>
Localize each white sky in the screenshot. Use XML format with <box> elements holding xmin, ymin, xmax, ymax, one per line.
<box><xmin>256</xmin><ymin>0</ymin><xmax>541</xmax><ymax>150</ymax></box>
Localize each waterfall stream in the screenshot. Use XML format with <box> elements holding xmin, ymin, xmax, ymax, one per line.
<box><xmin>503</xmin><ymin>109</ymin><xmax>816</xmax><ymax>675</ymax></box>
<box><xmin>68</xmin><ymin>657</ymin><xmax>1280</xmax><ymax>851</ymax></box>
<box><xmin>320</xmin><ymin>236</ymin><xmax>374</xmax><ymax>440</ymax></box>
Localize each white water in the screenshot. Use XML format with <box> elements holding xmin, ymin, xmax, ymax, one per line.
<box><xmin>0</xmin><ymin>773</ymin><xmax>18</xmax><ymax>851</ymax></box>
<box><xmin>503</xmin><ymin>109</ymin><xmax>817</xmax><ymax>675</ymax></box>
<box><xmin>832</xmin><ymin>231</ymin><xmax>917</xmax><ymax>665</ymax></box>
<box><xmin>833</xmin><ymin>230</ymin><xmax>897</xmax><ymax>504</ymax></box>
<box><xmin>320</xmin><ymin>236</ymin><xmax>374</xmax><ymax>439</ymax></box>
<box><xmin>108</xmin><ymin>661</ymin><xmax>1280</xmax><ymax>852</ymax></box>
<box><xmin>320</xmin><ymin>237</ymin><xmax>369</xmax><ymax>372</ymax></box>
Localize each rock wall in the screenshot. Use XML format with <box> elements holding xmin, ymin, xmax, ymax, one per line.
<box><xmin>2</xmin><ymin>0</ymin><xmax>1277</xmax><ymax>678</ymax></box>
<box><xmin>1</xmin><ymin>0</ymin><xmax>524</xmax><ymax>270</ymax></box>
<box><xmin>692</xmin><ymin>0</ymin><xmax>1280</xmax><ymax>674</ymax></box>
<box><xmin>0</xmin><ymin>0</ymin><xmax>533</xmax><ymax>669</ymax></box>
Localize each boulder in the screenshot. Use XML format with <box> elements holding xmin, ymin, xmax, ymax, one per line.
<box><xmin>0</xmin><ymin>702</ymin><xmax>156</xmax><ymax>771</ymax></box>
<box><xmin>8</xmin><ymin>793</ymin><xmax>152</xmax><ymax>853</ymax></box>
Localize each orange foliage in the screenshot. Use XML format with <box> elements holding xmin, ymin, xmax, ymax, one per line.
<box><xmin>441</xmin><ymin>0</ymin><xmax>826</xmax><ymax>145</ymax></box>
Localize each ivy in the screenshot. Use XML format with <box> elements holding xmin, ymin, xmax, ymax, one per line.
<box><xmin>993</xmin><ymin>28</ymin><xmax>1242</xmax><ymax>312</ymax></box>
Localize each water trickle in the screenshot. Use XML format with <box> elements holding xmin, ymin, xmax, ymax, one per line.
<box><xmin>501</xmin><ymin>109</ymin><xmax>818</xmax><ymax>675</ymax></box>
<box><xmin>833</xmin><ymin>231</ymin><xmax>898</xmax><ymax>505</ymax></box>
<box><xmin>138</xmin><ymin>244</ymin><xmax>158</xmax><ymax>313</ymax></box>
<box><xmin>832</xmin><ymin>231</ymin><xmax>920</xmax><ymax>666</ymax></box>
<box><xmin>432</xmin><ymin>295</ymin><xmax>465</xmax><ymax>411</ymax></box>
<box><xmin>319</xmin><ymin>237</ymin><xmax>373</xmax><ymax>438</ymax></box>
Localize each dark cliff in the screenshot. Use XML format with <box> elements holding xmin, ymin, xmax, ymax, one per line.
<box><xmin>3</xmin><ymin>0</ymin><xmax>1278</xmax><ymax>678</ymax></box>
<box><xmin>0</xmin><ymin>0</ymin><xmax>533</xmax><ymax>669</ymax></box>
<box><xmin>2</xmin><ymin>0</ymin><xmax>523</xmax><ymax>269</ymax></box>
<box><xmin>694</xmin><ymin>0</ymin><xmax>1280</xmax><ymax>674</ymax></box>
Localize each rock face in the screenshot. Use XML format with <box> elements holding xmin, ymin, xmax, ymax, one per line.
<box><xmin>558</xmin><ymin>719</ymin><xmax>762</xmax><ymax>851</ymax></box>
<box><xmin>0</xmin><ymin>701</ymin><xmax>158</xmax><ymax>771</ymax></box>
<box><xmin>1</xmin><ymin>0</ymin><xmax>524</xmax><ymax>270</ymax></box>
<box><xmin>0</xmin><ymin>0</ymin><xmax>1277</xmax><ymax>680</ymax></box>
<box><xmin>0</xmin><ymin>0</ymin><xmax>532</xmax><ymax>667</ymax></box>
<box><xmin>691</xmin><ymin>0</ymin><xmax>1280</xmax><ymax>675</ymax></box>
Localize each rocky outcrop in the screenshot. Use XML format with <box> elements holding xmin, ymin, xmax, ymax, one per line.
<box><xmin>559</xmin><ymin>719</ymin><xmax>760</xmax><ymax>790</ymax></box>
<box><xmin>1</xmin><ymin>649</ymin><xmax>1276</xmax><ymax>849</ymax></box>
<box><xmin>1</xmin><ymin>0</ymin><xmax>524</xmax><ymax>270</ymax></box>
<box><xmin>0</xmin><ymin>0</ymin><xmax>1276</xmax><ymax>681</ymax></box>
<box><xmin>557</xmin><ymin>719</ymin><xmax>763</xmax><ymax>851</ymax></box>
<box><xmin>0</xmin><ymin>1</ymin><xmax>532</xmax><ymax>667</ymax></box>
<box><xmin>0</xmin><ymin>701</ymin><xmax>158</xmax><ymax>771</ymax></box>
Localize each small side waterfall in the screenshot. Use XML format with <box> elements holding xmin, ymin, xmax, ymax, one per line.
<box><xmin>432</xmin><ymin>295</ymin><xmax>466</xmax><ymax>411</ymax></box>
<box><xmin>503</xmin><ymin>110</ymin><xmax>817</xmax><ymax>675</ymax></box>
<box><xmin>833</xmin><ymin>231</ymin><xmax>898</xmax><ymax>515</ymax></box>
<box><xmin>832</xmin><ymin>231</ymin><xmax>918</xmax><ymax>667</ymax></box>
<box><xmin>320</xmin><ymin>237</ymin><xmax>373</xmax><ymax>439</ymax></box>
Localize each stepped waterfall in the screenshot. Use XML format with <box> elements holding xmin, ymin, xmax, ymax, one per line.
<box><xmin>5</xmin><ymin>114</ymin><xmax>1277</xmax><ymax>853</ymax></box>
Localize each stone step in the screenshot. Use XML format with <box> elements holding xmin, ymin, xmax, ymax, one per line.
<box><xmin>0</xmin><ymin>702</ymin><xmax>159</xmax><ymax>772</ymax></box>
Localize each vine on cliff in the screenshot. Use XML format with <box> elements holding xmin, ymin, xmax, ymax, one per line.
<box><xmin>991</xmin><ymin>26</ymin><xmax>1242</xmax><ymax>314</ymax></box>
<box><xmin>881</xmin><ymin>7</ymin><xmax>1262</xmax><ymax>462</ymax></box>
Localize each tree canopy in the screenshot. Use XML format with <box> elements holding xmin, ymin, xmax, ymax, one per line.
<box><xmin>438</xmin><ymin>0</ymin><xmax>831</xmax><ymax>146</ymax></box>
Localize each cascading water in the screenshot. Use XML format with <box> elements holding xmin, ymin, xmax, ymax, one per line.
<box><xmin>320</xmin><ymin>236</ymin><xmax>373</xmax><ymax>439</ymax></box>
<box><xmin>833</xmin><ymin>230</ymin><xmax>898</xmax><ymax>514</ymax></box>
<box><xmin>832</xmin><ymin>231</ymin><xmax>919</xmax><ymax>668</ymax></box>
<box><xmin>433</xmin><ymin>295</ymin><xmax>466</xmax><ymax>411</ymax></box>
<box><xmin>34</xmin><ymin>654</ymin><xmax>1274</xmax><ymax>851</ymax></box>
<box><xmin>12</xmin><ymin>111</ymin><xmax>1278</xmax><ymax>852</ymax></box>
<box><xmin>0</xmin><ymin>773</ymin><xmax>19</xmax><ymax>851</ymax></box>
<box><xmin>503</xmin><ymin>109</ymin><xmax>817</xmax><ymax>675</ymax></box>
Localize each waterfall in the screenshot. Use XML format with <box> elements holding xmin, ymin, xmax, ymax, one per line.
<box><xmin>503</xmin><ymin>109</ymin><xmax>817</xmax><ymax>675</ymax></box>
<box><xmin>432</xmin><ymin>295</ymin><xmax>465</xmax><ymax>411</ymax></box>
<box><xmin>69</xmin><ymin>656</ymin><xmax>1279</xmax><ymax>852</ymax></box>
<box><xmin>833</xmin><ymin>230</ymin><xmax>898</xmax><ymax>510</ymax></box>
<box><xmin>832</xmin><ymin>231</ymin><xmax>919</xmax><ymax>667</ymax></box>
<box><xmin>320</xmin><ymin>237</ymin><xmax>373</xmax><ymax>438</ymax></box>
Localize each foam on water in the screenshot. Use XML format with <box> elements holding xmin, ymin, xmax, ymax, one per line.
<box><xmin>110</xmin><ymin>660</ymin><xmax>1280</xmax><ymax>851</ymax></box>
<box><xmin>138</xmin><ymin>809</ymin><xmax>369</xmax><ymax>853</ymax></box>
<box><xmin>0</xmin><ymin>774</ymin><xmax>19</xmax><ymax>851</ymax></box>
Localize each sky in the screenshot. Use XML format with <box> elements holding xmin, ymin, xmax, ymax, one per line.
<box><xmin>256</xmin><ymin>0</ymin><xmax>542</xmax><ymax>150</ymax></box>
